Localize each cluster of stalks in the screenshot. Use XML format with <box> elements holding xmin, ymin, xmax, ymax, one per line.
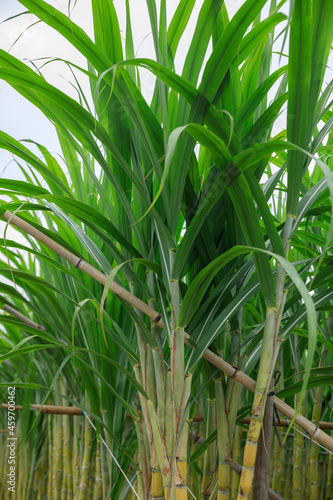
<box><xmin>270</xmin><ymin>430</ymin><xmax>333</xmax><ymax>500</ymax></box>
<box><xmin>0</xmin><ymin>392</ymin><xmax>104</xmax><ymax>500</ymax></box>
<box><xmin>1</xmin><ymin>211</ymin><xmax>333</xmax><ymax>499</ymax></box>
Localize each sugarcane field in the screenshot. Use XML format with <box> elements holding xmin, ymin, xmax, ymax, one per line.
<box><xmin>0</xmin><ymin>0</ymin><xmax>333</xmax><ymax>499</ymax></box>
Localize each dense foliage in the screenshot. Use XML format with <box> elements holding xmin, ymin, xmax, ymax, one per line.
<box><xmin>0</xmin><ymin>1</ymin><xmax>333</xmax><ymax>499</ymax></box>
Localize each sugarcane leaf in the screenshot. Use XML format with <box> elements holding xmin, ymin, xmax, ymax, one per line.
<box><xmin>286</xmin><ymin>0</ymin><xmax>312</xmax><ymax>217</ymax></box>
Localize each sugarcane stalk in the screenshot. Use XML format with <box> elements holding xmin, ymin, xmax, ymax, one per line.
<box><xmin>238</xmin><ymin>307</ymin><xmax>277</xmax><ymax>499</ymax></box>
<box><xmin>165</xmin><ymin>369</ymin><xmax>174</xmax><ymax>460</ymax></box>
<box><xmin>237</xmin><ymin>212</ymin><xmax>293</xmax><ymax>500</ymax></box>
<box><xmin>147</xmin><ymin>270</ymin><xmax>163</xmax><ymax>354</ymax></box>
<box><xmin>78</xmin><ymin>410</ymin><xmax>92</xmax><ymax>500</ymax></box>
<box><xmin>152</xmin><ymin>347</ymin><xmax>166</xmax><ymax>498</ymax></box>
<box><xmin>283</xmin><ymin>437</ymin><xmax>292</xmax><ymax>500</ymax></box>
<box><xmin>252</xmin><ymin>382</ymin><xmax>274</xmax><ymax>499</ymax></box>
<box><xmin>93</xmin><ymin>439</ymin><xmax>103</xmax><ymax>500</ymax></box>
<box><xmin>135</xmin><ymin>420</ymin><xmax>151</xmax><ymax>497</ymax></box>
<box><xmin>215</xmin><ymin>378</ymin><xmax>232</xmax><ymax>500</ymax></box>
<box><xmin>146</xmin><ymin>346</ymin><xmax>157</xmax><ymax>412</ymax></box>
<box><xmin>151</xmin><ymin>441</ymin><xmax>164</xmax><ymax>499</ymax></box>
<box><xmin>293</xmin><ymin>338</ymin><xmax>307</xmax><ymax>500</ymax></box>
<box><xmin>201</xmin><ymin>399</ymin><xmax>217</xmax><ymax>499</ymax></box>
<box><xmin>147</xmin><ymin>400</ymin><xmax>171</xmax><ymax>494</ymax></box>
<box><xmin>175</xmin><ymin>373</ymin><xmax>192</xmax><ymax>499</ymax></box>
<box><xmin>326</xmin><ymin>432</ymin><xmax>333</xmax><ymax>500</ymax></box>
<box><xmin>129</xmin><ymin>283</ymin><xmax>147</xmax><ymax>386</ymax></box>
<box><xmin>65</xmin><ymin>414</ymin><xmax>73</xmax><ymax>500</ymax></box>
<box><xmin>3</xmin><ymin>211</ymin><xmax>333</xmax><ymax>453</ymax></box>
<box><xmin>54</xmin><ymin>384</ymin><xmax>64</xmax><ymax>500</ymax></box>
<box><xmin>153</xmin><ymin>348</ymin><xmax>166</xmax><ymax>439</ymax></box>
<box><xmin>310</xmin><ymin>351</ymin><xmax>327</xmax><ymax>499</ymax></box>
<box><xmin>133</xmin><ymin>364</ymin><xmax>153</xmax><ymax>472</ymax></box>
<box><xmin>74</xmin><ymin>401</ymin><xmax>82</xmax><ymax>496</ymax></box>
<box><xmin>272</xmin><ymin>352</ymin><xmax>284</xmax><ymax>494</ymax></box>
<box><xmin>88</xmin><ymin>440</ymin><xmax>97</xmax><ymax>499</ymax></box>
<box><xmin>231</xmin><ymin>425</ymin><xmax>242</xmax><ymax>500</ymax></box>
<box><xmin>169</xmin><ymin>249</ymin><xmax>180</xmax><ymax>328</ymax></box>
<box><xmin>172</xmin><ymin>327</ymin><xmax>185</xmax><ymax>434</ymax></box>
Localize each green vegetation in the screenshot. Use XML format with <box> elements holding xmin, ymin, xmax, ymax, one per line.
<box><xmin>0</xmin><ymin>1</ymin><xmax>333</xmax><ymax>499</ymax></box>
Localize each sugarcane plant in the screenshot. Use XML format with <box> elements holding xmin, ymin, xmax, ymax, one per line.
<box><xmin>0</xmin><ymin>0</ymin><xmax>333</xmax><ymax>499</ymax></box>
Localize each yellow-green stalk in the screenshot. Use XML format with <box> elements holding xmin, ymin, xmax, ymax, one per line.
<box><xmin>147</xmin><ymin>399</ymin><xmax>171</xmax><ymax>496</ymax></box>
<box><xmin>39</xmin><ymin>435</ymin><xmax>49</xmax><ymax>500</ymax></box>
<box><xmin>47</xmin><ymin>414</ymin><xmax>54</xmax><ymax>499</ymax></box>
<box><xmin>215</xmin><ymin>378</ymin><xmax>231</xmax><ymax>500</ymax></box>
<box><xmin>238</xmin><ymin>307</ymin><xmax>277</xmax><ymax>499</ymax></box>
<box><xmin>326</xmin><ymin>433</ymin><xmax>333</xmax><ymax>500</ymax></box>
<box><xmin>133</xmin><ymin>364</ymin><xmax>153</xmax><ymax>475</ymax></box>
<box><xmin>78</xmin><ymin>411</ymin><xmax>92</xmax><ymax>500</ymax></box>
<box><xmin>172</xmin><ymin>327</ymin><xmax>185</xmax><ymax>431</ymax></box>
<box><xmin>130</xmin><ymin>283</ymin><xmax>147</xmax><ymax>381</ymax></box>
<box><xmin>94</xmin><ymin>439</ymin><xmax>103</xmax><ymax>499</ymax></box>
<box><xmin>152</xmin><ymin>347</ymin><xmax>166</xmax><ymax>498</ymax></box>
<box><xmin>283</xmin><ymin>438</ymin><xmax>293</xmax><ymax>500</ymax></box>
<box><xmin>310</xmin><ymin>387</ymin><xmax>326</xmax><ymax>498</ymax></box>
<box><xmin>54</xmin><ymin>414</ymin><xmax>64</xmax><ymax>500</ymax></box>
<box><xmin>272</xmin><ymin>352</ymin><xmax>284</xmax><ymax>495</ymax></box>
<box><xmin>165</xmin><ymin>370</ymin><xmax>174</xmax><ymax>461</ymax></box>
<box><xmin>100</xmin><ymin>408</ymin><xmax>110</xmax><ymax>498</ymax></box>
<box><xmin>64</xmin><ymin>414</ymin><xmax>73</xmax><ymax>500</ymax></box>
<box><xmin>293</xmin><ymin>338</ymin><xmax>307</xmax><ymax>500</ymax></box>
<box><xmin>231</xmin><ymin>425</ymin><xmax>242</xmax><ymax>500</ymax></box>
<box><xmin>175</xmin><ymin>373</ymin><xmax>192</xmax><ymax>499</ymax></box>
<box><xmin>88</xmin><ymin>441</ymin><xmax>97</xmax><ymax>499</ymax></box>
<box><xmin>201</xmin><ymin>399</ymin><xmax>217</xmax><ymax>499</ymax></box>
<box><xmin>135</xmin><ymin>420</ymin><xmax>150</xmax><ymax>496</ymax></box>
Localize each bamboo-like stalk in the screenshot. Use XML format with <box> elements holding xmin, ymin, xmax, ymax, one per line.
<box><xmin>272</xmin><ymin>352</ymin><xmax>284</xmax><ymax>495</ymax></box>
<box><xmin>53</xmin><ymin>383</ymin><xmax>64</xmax><ymax>500</ymax></box>
<box><xmin>2</xmin><ymin>211</ymin><xmax>333</xmax><ymax>454</ymax></box>
<box><xmin>272</xmin><ymin>432</ymin><xmax>282</xmax><ymax>494</ymax></box>
<box><xmin>238</xmin><ymin>214</ymin><xmax>293</xmax><ymax>499</ymax></box>
<box><xmin>152</xmin><ymin>347</ymin><xmax>166</xmax><ymax>498</ymax></box>
<box><xmin>0</xmin><ymin>403</ymin><xmax>83</xmax><ymax>415</ymax></box>
<box><xmin>48</xmin><ymin>414</ymin><xmax>54</xmax><ymax>499</ymax></box>
<box><xmin>165</xmin><ymin>370</ymin><xmax>174</xmax><ymax>461</ymax></box>
<box><xmin>326</xmin><ymin>432</ymin><xmax>333</xmax><ymax>500</ymax></box>
<box><xmin>133</xmin><ymin>364</ymin><xmax>153</xmax><ymax>471</ymax></box>
<box><xmin>64</xmin><ymin>414</ymin><xmax>73</xmax><ymax>499</ymax></box>
<box><xmin>147</xmin><ymin>399</ymin><xmax>171</xmax><ymax>495</ymax></box>
<box><xmin>215</xmin><ymin>378</ymin><xmax>232</xmax><ymax>500</ymax></box>
<box><xmin>3</xmin><ymin>303</ymin><xmax>46</xmax><ymax>329</ymax></box>
<box><xmin>78</xmin><ymin>410</ymin><xmax>92</xmax><ymax>500</ymax></box>
<box><xmin>41</xmin><ymin>433</ymin><xmax>49</xmax><ymax>499</ymax></box>
<box><xmin>201</xmin><ymin>399</ymin><xmax>217</xmax><ymax>499</ymax></box>
<box><xmin>135</xmin><ymin>420</ymin><xmax>151</xmax><ymax>497</ymax></box>
<box><xmin>252</xmin><ymin>383</ymin><xmax>274</xmax><ymax>499</ymax></box>
<box><xmin>54</xmin><ymin>416</ymin><xmax>64</xmax><ymax>500</ymax></box>
<box><xmin>293</xmin><ymin>340</ymin><xmax>307</xmax><ymax>500</ymax></box>
<box><xmin>172</xmin><ymin>327</ymin><xmax>185</xmax><ymax>476</ymax></box>
<box><xmin>231</xmin><ymin>425</ymin><xmax>242</xmax><ymax>500</ymax></box>
<box><xmin>175</xmin><ymin>373</ymin><xmax>192</xmax><ymax>499</ymax></box>
<box><xmin>238</xmin><ymin>307</ymin><xmax>277</xmax><ymax>499</ymax></box>
<box><xmin>88</xmin><ymin>441</ymin><xmax>97</xmax><ymax>499</ymax></box>
<box><xmin>93</xmin><ymin>439</ymin><xmax>103</xmax><ymax>499</ymax></box>
<box><xmin>283</xmin><ymin>438</ymin><xmax>293</xmax><ymax>500</ymax></box>
<box><xmin>310</xmin><ymin>384</ymin><xmax>326</xmax><ymax>498</ymax></box>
